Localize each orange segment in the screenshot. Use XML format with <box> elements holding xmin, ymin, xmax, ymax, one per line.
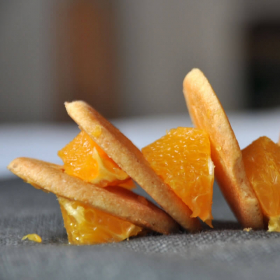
<box><xmin>142</xmin><ymin>127</ymin><xmax>214</xmax><ymax>227</ymax></box>
<box><xmin>58</xmin><ymin>197</ymin><xmax>142</xmax><ymax>245</ymax></box>
<box><xmin>242</xmin><ymin>136</ymin><xmax>280</xmax><ymax>231</ymax></box>
<box><xmin>58</xmin><ymin>131</ymin><xmax>134</xmax><ymax>189</ymax></box>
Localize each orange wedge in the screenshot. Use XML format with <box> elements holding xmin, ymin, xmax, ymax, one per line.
<box><xmin>142</xmin><ymin>127</ymin><xmax>214</xmax><ymax>227</ymax></box>
<box><xmin>58</xmin><ymin>131</ymin><xmax>134</xmax><ymax>189</ymax></box>
<box><xmin>57</xmin><ymin>130</ymin><xmax>142</xmax><ymax>244</ymax></box>
<box><xmin>58</xmin><ymin>197</ymin><xmax>142</xmax><ymax>245</ymax></box>
<box><xmin>242</xmin><ymin>137</ymin><xmax>280</xmax><ymax>231</ymax></box>
<box><xmin>183</xmin><ymin>68</ymin><xmax>263</xmax><ymax>229</ymax></box>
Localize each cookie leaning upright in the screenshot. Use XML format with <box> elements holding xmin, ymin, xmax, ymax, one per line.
<box><xmin>183</xmin><ymin>68</ymin><xmax>263</xmax><ymax>229</ymax></box>
<box><xmin>65</xmin><ymin>101</ymin><xmax>201</xmax><ymax>232</ymax></box>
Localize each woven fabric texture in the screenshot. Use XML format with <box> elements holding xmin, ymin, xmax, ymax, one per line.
<box><xmin>1</xmin><ymin>179</ymin><xmax>280</xmax><ymax>280</ymax></box>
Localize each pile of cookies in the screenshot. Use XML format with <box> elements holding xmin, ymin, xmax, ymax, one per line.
<box><xmin>8</xmin><ymin>69</ymin><xmax>280</xmax><ymax>245</ymax></box>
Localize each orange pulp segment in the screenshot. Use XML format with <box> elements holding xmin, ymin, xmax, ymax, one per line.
<box><xmin>22</xmin><ymin>234</ymin><xmax>42</xmax><ymax>243</ymax></box>
<box><xmin>58</xmin><ymin>131</ymin><xmax>134</xmax><ymax>189</ymax></box>
<box><xmin>242</xmin><ymin>136</ymin><xmax>280</xmax><ymax>231</ymax></box>
<box><xmin>142</xmin><ymin>127</ymin><xmax>214</xmax><ymax>227</ymax></box>
<box><xmin>58</xmin><ymin>197</ymin><xmax>142</xmax><ymax>245</ymax></box>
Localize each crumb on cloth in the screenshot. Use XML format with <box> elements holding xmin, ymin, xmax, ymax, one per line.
<box><xmin>21</xmin><ymin>234</ymin><xmax>42</xmax><ymax>243</ymax></box>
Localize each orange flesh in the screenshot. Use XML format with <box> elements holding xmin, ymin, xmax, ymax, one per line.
<box><xmin>58</xmin><ymin>197</ymin><xmax>142</xmax><ymax>245</ymax></box>
<box><xmin>242</xmin><ymin>136</ymin><xmax>280</xmax><ymax>231</ymax></box>
<box><xmin>58</xmin><ymin>131</ymin><xmax>134</xmax><ymax>189</ymax></box>
<box><xmin>57</xmin><ymin>131</ymin><xmax>142</xmax><ymax>244</ymax></box>
<box><xmin>22</xmin><ymin>234</ymin><xmax>42</xmax><ymax>243</ymax></box>
<box><xmin>142</xmin><ymin>127</ymin><xmax>214</xmax><ymax>227</ymax></box>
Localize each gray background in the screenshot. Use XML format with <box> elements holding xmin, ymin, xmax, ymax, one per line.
<box><xmin>1</xmin><ymin>0</ymin><xmax>280</xmax><ymax>122</ymax></box>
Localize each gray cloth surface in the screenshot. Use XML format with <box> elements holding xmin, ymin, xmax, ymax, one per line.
<box><xmin>1</xmin><ymin>179</ymin><xmax>280</xmax><ymax>280</ymax></box>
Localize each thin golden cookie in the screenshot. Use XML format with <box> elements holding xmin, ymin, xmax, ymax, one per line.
<box><xmin>183</xmin><ymin>68</ymin><xmax>263</xmax><ymax>229</ymax></box>
<box><xmin>8</xmin><ymin>157</ymin><xmax>179</xmax><ymax>234</ymax></box>
<box><xmin>65</xmin><ymin>101</ymin><xmax>201</xmax><ymax>232</ymax></box>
